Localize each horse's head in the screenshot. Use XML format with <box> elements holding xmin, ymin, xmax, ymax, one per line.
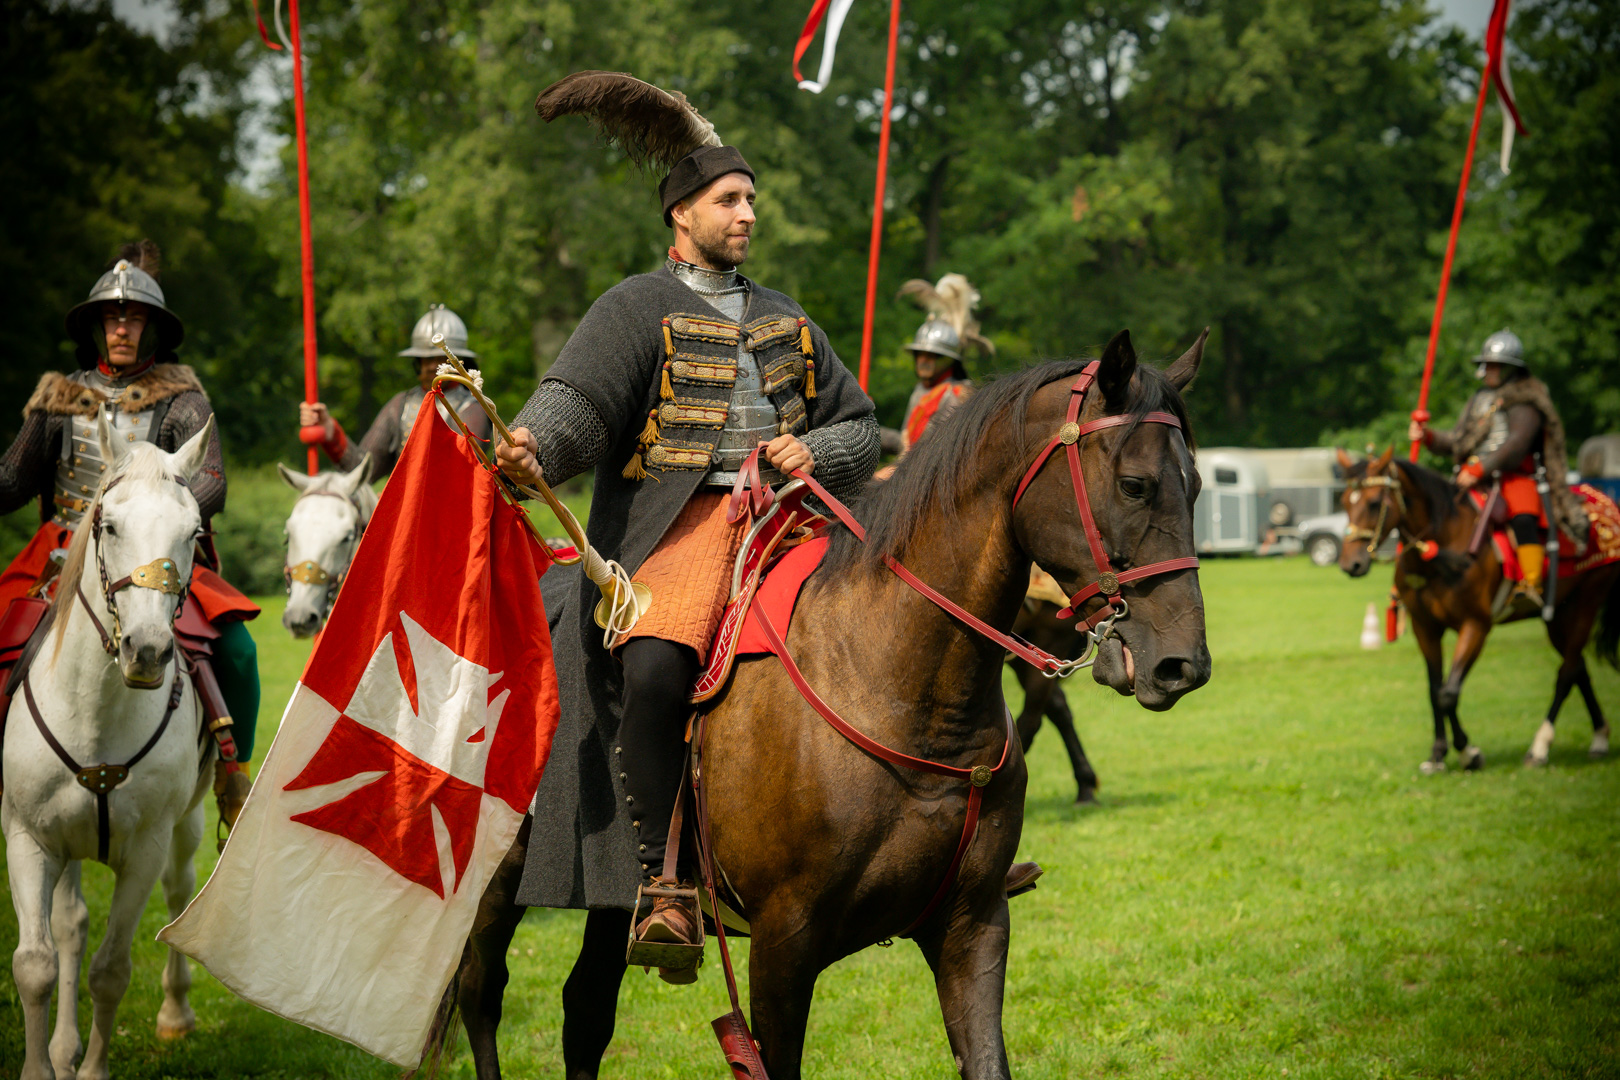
<box><xmin>55</xmin><ymin>413</ymin><xmax>213</xmax><ymax>687</ymax></box>
<box><xmin>277</xmin><ymin>455</ymin><xmax>374</xmax><ymax>638</ymax></box>
<box><xmin>1014</xmin><ymin>329</ymin><xmax>1210</xmax><ymax>711</ymax></box>
<box><xmin>1336</xmin><ymin>446</ymin><xmax>1402</xmax><ymax>578</ymax></box>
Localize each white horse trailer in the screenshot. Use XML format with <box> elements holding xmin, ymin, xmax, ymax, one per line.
<box><xmin>1194</xmin><ymin>450</ymin><xmax>1271</xmax><ymax>554</ymax></box>
<box><xmin>1241</xmin><ymin>447</ymin><xmax>1343</xmax><ymax>528</ymax></box>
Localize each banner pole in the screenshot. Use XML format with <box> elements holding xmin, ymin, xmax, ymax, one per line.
<box><xmin>1410</xmin><ymin>43</ymin><xmax>1493</xmax><ymax>462</ymax></box>
<box><xmin>856</xmin><ymin>0</ymin><xmax>902</xmax><ymax>393</ymax></box>
<box><xmin>288</xmin><ymin>0</ymin><xmax>322</xmax><ymax>474</ymax></box>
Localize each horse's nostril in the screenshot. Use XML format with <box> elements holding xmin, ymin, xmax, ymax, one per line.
<box><xmin>1153</xmin><ymin>656</ymin><xmax>1200</xmax><ymax>690</ymax></box>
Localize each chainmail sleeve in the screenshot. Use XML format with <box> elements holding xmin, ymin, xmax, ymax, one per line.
<box><xmin>0</xmin><ymin>410</ymin><xmax>61</xmax><ymax>520</ymax></box>
<box><xmin>156</xmin><ymin>390</ymin><xmax>226</xmax><ymax>522</ymax></box>
<box><xmin>510</xmin><ymin>379</ymin><xmax>611</xmax><ymax>486</ymax></box>
<box><xmin>801</xmin><ymin>415</ymin><xmax>881</xmax><ymax>504</ymax></box>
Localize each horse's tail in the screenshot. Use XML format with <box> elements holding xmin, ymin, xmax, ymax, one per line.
<box><xmin>403</xmin><ymin>950</ymin><xmax>465</xmax><ymax>1080</ymax></box>
<box><xmin>1595</xmin><ymin>573</ymin><xmax>1620</xmax><ymax>671</ymax></box>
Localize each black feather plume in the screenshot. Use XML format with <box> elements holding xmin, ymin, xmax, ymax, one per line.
<box><xmin>535</xmin><ymin>71</ymin><xmax>721</xmax><ymax>171</ymax></box>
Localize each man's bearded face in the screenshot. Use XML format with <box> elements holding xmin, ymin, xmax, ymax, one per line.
<box><xmin>678</xmin><ymin>173</ymin><xmax>756</xmax><ymax>269</ymax></box>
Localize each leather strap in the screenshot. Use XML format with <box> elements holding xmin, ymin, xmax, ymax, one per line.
<box><xmin>727</xmin><ymin>445</ymin><xmax>776</xmax><ymax>525</ymax></box>
<box><xmin>23</xmin><ymin>669</ymin><xmax>185</xmax><ymax>863</ymax></box>
<box><xmin>77</xmin><ymin>584</ymin><xmax>117</xmax><ymax>657</ymax></box>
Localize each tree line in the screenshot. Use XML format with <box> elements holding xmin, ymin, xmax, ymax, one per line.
<box><xmin>3</xmin><ymin>0</ymin><xmax>1615</xmax><ymax>465</ymax></box>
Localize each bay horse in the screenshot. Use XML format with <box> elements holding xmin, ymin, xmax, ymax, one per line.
<box><xmin>427</xmin><ymin>330</ymin><xmax>1210</xmax><ymax>1080</ymax></box>
<box><xmin>3</xmin><ymin>415</ymin><xmax>216</xmax><ymax>1080</ymax></box>
<box><xmin>276</xmin><ymin>455</ymin><xmax>376</xmax><ymax>637</ymax></box>
<box><xmin>1337</xmin><ymin>447</ymin><xmax>1620</xmax><ymax>771</ymax></box>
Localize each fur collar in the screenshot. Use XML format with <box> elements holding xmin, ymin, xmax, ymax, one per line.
<box><xmin>22</xmin><ymin>364</ymin><xmax>206</xmax><ymax>419</ymax></box>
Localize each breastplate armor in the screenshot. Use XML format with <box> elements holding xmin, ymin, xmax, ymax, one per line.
<box><xmin>707</xmin><ymin>348</ymin><xmax>787</xmax><ymax>488</ymax></box>
<box><xmin>56</xmin><ymin>406</ymin><xmax>156</xmax><ymax>526</ymax></box>
<box><xmin>1467</xmin><ymin>389</ymin><xmax>1511</xmax><ymax>459</ymax></box>
<box><xmin>400</xmin><ymin>384</ymin><xmax>476</xmax><ymax>442</ymax></box>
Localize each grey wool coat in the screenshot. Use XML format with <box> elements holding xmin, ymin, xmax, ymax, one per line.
<box><xmin>515</xmin><ymin>267</ymin><xmax>878</xmax><ymax>911</ymax></box>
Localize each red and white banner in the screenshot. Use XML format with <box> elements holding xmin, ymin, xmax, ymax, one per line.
<box><xmin>161</xmin><ymin>393</ymin><xmax>559</xmax><ymax>1066</ymax></box>
<box><xmin>1485</xmin><ymin>0</ymin><xmax>1528</xmax><ymax>172</ymax></box>
<box><xmin>794</xmin><ymin>0</ymin><xmax>857</xmax><ymax>93</ymax></box>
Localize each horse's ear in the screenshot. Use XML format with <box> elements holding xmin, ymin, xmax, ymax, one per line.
<box><xmin>1374</xmin><ymin>446</ymin><xmax>1395</xmax><ymax>473</ymax></box>
<box><xmin>170</xmin><ymin>415</ymin><xmax>214</xmax><ymax>482</ymax></box>
<box><xmin>1335</xmin><ymin>447</ymin><xmax>1356</xmax><ymax>471</ymax></box>
<box><xmin>1164</xmin><ymin>327</ymin><xmax>1209</xmax><ymax>392</ymax></box>
<box><xmin>96</xmin><ymin>407</ymin><xmax>128</xmax><ymax>470</ymax></box>
<box><xmin>1098</xmin><ymin>329</ymin><xmax>1137</xmax><ymax>409</ymax></box>
<box><xmin>277</xmin><ymin>462</ymin><xmax>315</xmax><ymax>492</ymax></box>
<box><xmin>338</xmin><ymin>453</ymin><xmax>372</xmax><ymax>498</ymax></box>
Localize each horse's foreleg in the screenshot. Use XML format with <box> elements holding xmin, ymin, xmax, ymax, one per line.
<box><xmin>459</xmin><ymin>816</ymin><xmax>531</xmax><ymax>1080</ymax></box>
<box><xmin>1044</xmin><ymin>685</ymin><xmax>1098</xmax><ymax>802</ymax></box>
<box><xmin>80</xmin><ymin>837</ymin><xmax>167</xmax><ymax>1080</ymax></box>
<box><xmin>1410</xmin><ymin>615</ymin><xmax>1449</xmax><ymax>771</ymax></box>
<box><xmin>156</xmin><ymin>803</ymin><xmax>204</xmax><ymax>1040</ymax></box>
<box><xmin>1440</xmin><ymin>620</ymin><xmax>1487</xmax><ymax>769</ymax></box>
<box><xmin>746</xmin><ymin>913</ymin><xmax>825</xmax><ymax>1080</ymax></box>
<box><xmin>915</xmin><ymin>900</ymin><xmax>1013</xmax><ymax>1080</ymax></box>
<box><xmin>50</xmin><ymin>861</ymin><xmax>87</xmax><ymax>1074</ymax></box>
<box><xmin>6</xmin><ymin>821</ymin><xmax>67</xmax><ymax>1080</ymax></box>
<box><xmin>560</xmin><ymin>907</ymin><xmax>630</xmax><ymax>1080</ymax></box>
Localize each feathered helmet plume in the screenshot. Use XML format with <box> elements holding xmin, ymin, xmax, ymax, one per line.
<box><xmin>898</xmin><ymin>273</ymin><xmax>995</xmax><ymax>358</ymax></box>
<box><xmin>535</xmin><ymin>71</ymin><xmax>753</xmax><ymax>225</ymax></box>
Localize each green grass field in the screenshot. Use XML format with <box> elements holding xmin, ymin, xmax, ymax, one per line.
<box><xmin>3</xmin><ymin>557</ymin><xmax>1617</xmax><ymax>1078</ymax></box>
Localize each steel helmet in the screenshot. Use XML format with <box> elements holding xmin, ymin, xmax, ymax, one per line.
<box><xmin>65</xmin><ymin>258</ymin><xmax>184</xmax><ymax>370</ymax></box>
<box><xmin>1473</xmin><ymin>328</ymin><xmax>1526</xmax><ymax>369</ymax></box>
<box><xmin>401</xmin><ymin>304</ymin><xmax>478</xmax><ymax>367</ymax></box>
<box><xmin>904</xmin><ymin>318</ymin><xmax>962</xmax><ymax>361</ymax></box>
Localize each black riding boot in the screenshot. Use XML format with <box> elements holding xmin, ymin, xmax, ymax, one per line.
<box><xmin>616</xmin><ymin>637</ymin><xmax>699</xmax><ymax>884</ymax></box>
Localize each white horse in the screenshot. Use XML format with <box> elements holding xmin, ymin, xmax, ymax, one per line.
<box><xmin>3</xmin><ymin>414</ymin><xmax>215</xmax><ymax>1080</ymax></box>
<box><xmin>275</xmin><ymin>455</ymin><xmax>374</xmax><ymax>638</ymax></box>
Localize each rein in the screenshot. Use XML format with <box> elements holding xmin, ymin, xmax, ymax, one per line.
<box><xmin>283</xmin><ymin>488</ymin><xmax>368</xmax><ymax>616</ymax></box>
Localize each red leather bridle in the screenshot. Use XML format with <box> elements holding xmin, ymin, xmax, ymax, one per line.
<box><xmin>1011</xmin><ymin>360</ymin><xmax>1201</xmax><ymax>632</ymax></box>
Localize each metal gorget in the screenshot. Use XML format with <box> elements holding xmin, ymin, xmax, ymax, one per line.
<box><xmin>401</xmin><ymin>383</ymin><xmax>478</xmax><ymax>441</ymax></box>
<box><xmin>667</xmin><ymin>258</ymin><xmax>786</xmax><ymax>489</ymax></box>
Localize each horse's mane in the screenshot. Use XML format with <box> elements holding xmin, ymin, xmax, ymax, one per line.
<box><xmin>822</xmin><ymin>358</ymin><xmax>1194</xmax><ymax>574</ymax></box>
<box><xmin>1346</xmin><ymin>456</ymin><xmax>1460</xmax><ymax>526</ymax></box>
<box><xmin>49</xmin><ymin>444</ymin><xmax>190</xmax><ymax>657</ymax></box>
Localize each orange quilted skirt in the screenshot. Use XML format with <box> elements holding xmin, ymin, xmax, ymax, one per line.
<box><xmin>614</xmin><ymin>491</ymin><xmax>747</xmax><ymax>664</ymax></box>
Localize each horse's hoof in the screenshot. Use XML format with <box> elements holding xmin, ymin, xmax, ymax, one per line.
<box><xmin>1074</xmin><ymin>786</ymin><xmax>1098</xmax><ymax>804</ymax></box>
<box><xmin>155</xmin><ymin>1017</ymin><xmax>195</xmax><ymax>1041</ymax></box>
<box><xmin>1461</xmin><ymin>746</ymin><xmax>1484</xmax><ymax>771</ymax></box>
<box><xmin>1523</xmin><ymin>752</ymin><xmax>1549</xmax><ymax>768</ymax></box>
<box><xmin>1419</xmin><ymin>759</ymin><xmax>1447</xmax><ymax>775</ymax></box>
<box><xmin>1590</xmin><ymin>727</ymin><xmax>1610</xmax><ymax>759</ymax></box>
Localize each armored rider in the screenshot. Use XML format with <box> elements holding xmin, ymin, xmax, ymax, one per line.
<box><xmin>494</xmin><ymin>73</ymin><xmax>881</xmax><ymax>979</ymax></box>
<box><xmin>299</xmin><ymin>304</ymin><xmax>495</xmax><ymax>481</ymax></box>
<box><xmin>0</xmin><ymin>242</ymin><xmax>261</xmax><ymax>822</ymax></box>
<box><xmin>894</xmin><ymin>273</ymin><xmax>992</xmax><ymax>452</ymax></box>
<box><xmin>1409</xmin><ymin>328</ymin><xmax>1588</xmax><ymax>607</ymax></box>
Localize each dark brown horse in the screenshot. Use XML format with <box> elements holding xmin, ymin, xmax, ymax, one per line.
<box><xmin>1337</xmin><ymin>448</ymin><xmax>1620</xmax><ymax>771</ymax></box>
<box><xmin>1010</xmin><ymin>602</ymin><xmax>1101</xmax><ymax>802</ymax></box>
<box><xmin>428</xmin><ymin>331</ymin><xmax>1211</xmax><ymax>1080</ymax></box>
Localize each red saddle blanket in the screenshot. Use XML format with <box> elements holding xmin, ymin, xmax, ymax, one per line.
<box><xmin>1474</xmin><ymin>483</ymin><xmax>1620</xmax><ymax>582</ymax></box>
<box><xmin>691</xmin><ymin>535</ymin><xmax>828</xmax><ymax>702</ymax></box>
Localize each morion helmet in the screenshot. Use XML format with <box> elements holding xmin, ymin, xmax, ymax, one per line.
<box><xmin>904</xmin><ymin>318</ymin><xmax>963</xmax><ymax>361</ymax></box>
<box><xmin>400</xmin><ymin>304</ymin><xmax>478</xmax><ymax>368</ymax></box>
<box><xmin>1473</xmin><ymin>328</ymin><xmax>1526</xmax><ymax>372</ymax></box>
<box><xmin>64</xmin><ymin>243</ymin><xmax>184</xmax><ymax>370</ymax></box>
